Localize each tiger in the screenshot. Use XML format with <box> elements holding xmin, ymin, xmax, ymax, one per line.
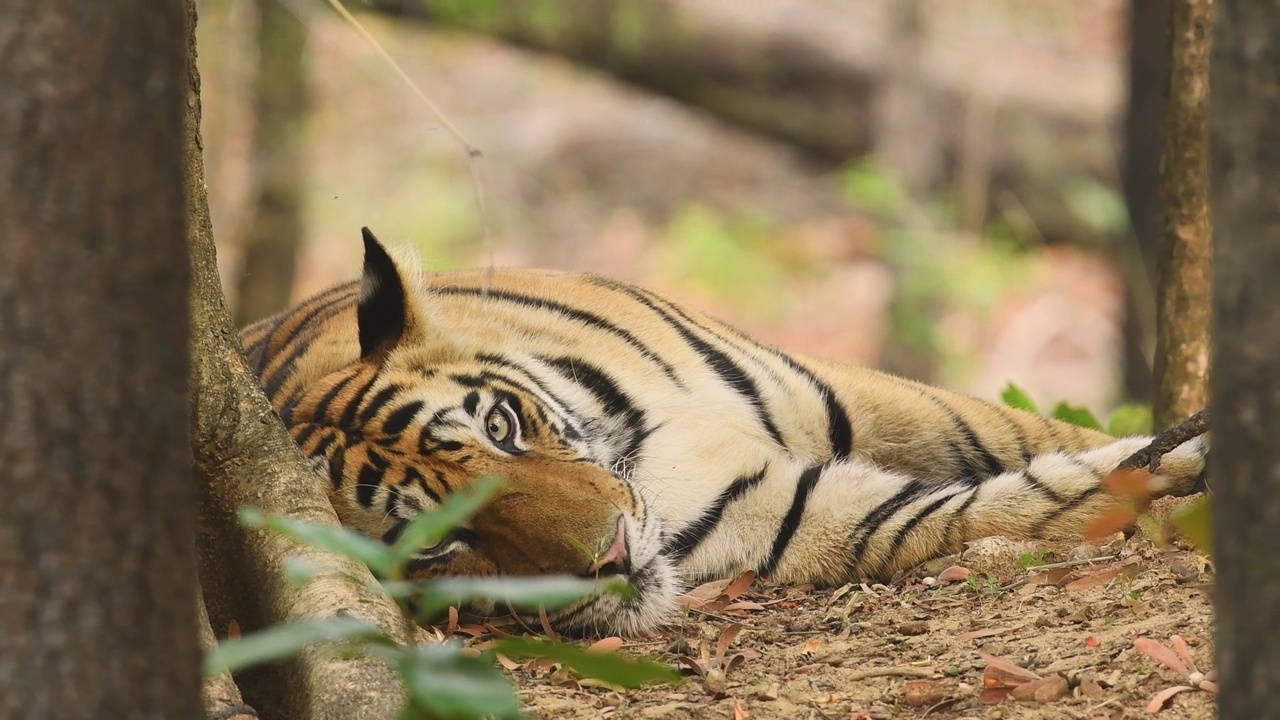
<box><xmin>240</xmin><ymin>227</ymin><xmax>1209</xmax><ymax>635</ymax></box>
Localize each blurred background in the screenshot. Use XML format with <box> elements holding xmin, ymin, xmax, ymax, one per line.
<box><xmin>198</xmin><ymin>0</ymin><xmax>1168</xmax><ymax>418</ymax></box>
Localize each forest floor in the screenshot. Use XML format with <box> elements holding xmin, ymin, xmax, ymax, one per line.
<box><xmin>435</xmin><ymin>496</ymin><xmax>1216</xmax><ymax>720</ymax></box>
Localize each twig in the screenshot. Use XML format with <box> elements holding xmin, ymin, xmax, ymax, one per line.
<box><xmin>1116</xmin><ymin>410</ymin><xmax>1209</xmax><ymax>473</ymax></box>
<box><xmin>1024</xmin><ymin>555</ymin><xmax>1118</xmax><ymax>573</ymax></box>
<box><xmin>843</xmin><ymin>666</ymin><xmax>934</xmax><ymax>681</ymax></box>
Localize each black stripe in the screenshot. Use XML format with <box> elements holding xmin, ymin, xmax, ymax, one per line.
<box><xmin>382</xmin><ymin>401</ymin><xmax>425</xmax><ymax>435</ymax></box>
<box><xmin>1029</xmin><ymin>486</ymin><xmax>1101</xmax><ymax>536</ymax></box>
<box><xmin>382</xmin><ymin>519</ymin><xmax>409</xmax><ymax>545</ymax></box>
<box><xmin>994</xmin><ymin>405</ymin><xmax>1034</xmax><ymax>464</ymax></box>
<box><xmin>338</xmin><ymin>376</ymin><xmax>379</xmax><ymax>429</ymax></box>
<box><xmin>354</xmin><ymin>463</ymin><xmax>383</xmax><ymax>508</ymax></box>
<box><xmin>880</xmin><ymin>489</ymin><xmax>966</xmax><ymax>572</ymax></box>
<box><xmin>311</xmin><ymin>372</ymin><xmax>359</xmax><ymax>424</ymax></box>
<box><xmin>943</xmin><ymin>489</ymin><xmax>980</xmax><ymax>551</ymax></box>
<box><xmin>847</xmin><ymin>480</ymin><xmax>932</xmax><ymax>568</ymax></box>
<box><xmin>601</xmin><ymin>284</ymin><xmax>786</xmax><ymax>448</ymax></box>
<box><xmin>918</xmin><ymin>391</ymin><xmax>1006</xmax><ymax>482</ymax></box>
<box><xmin>666</xmin><ymin>466</ymin><xmax>768</xmax><ymax>561</ymax></box>
<box><xmin>405</xmin><ymin>467</ymin><xmax>442</xmax><ymax>504</ymax></box>
<box><xmin>461</xmin><ymin>391</ymin><xmax>481</xmax><ymax>417</ymax></box>
<box><xmin>476</xmin><ymin>353</ymin><xmax>586</xmax><ymax>438</ymax></box>
<box><xmin>1023</xmin><ymin>469</ymin><xmax>1065</xmax><ymax>504</ymax></box>
<box><xmin>433</xmin><ymin>286</ymin><xmax>683</xmax><ymax>385</ymax></box>
<box><xmin>259</xmin><ymin>285</ymin><xmax>359</xmax><ymax>397</ymax></box>
<box><xmin>759</xmin><ymin>464</ymin><xmax>825</xmax><ymax>577</ymax></box>
<box><xmin>628</xmin><ymin>284</ymin><xmax>854</xmax><ymax>460</ymax></box>
<box><xmin>358</xmin><ymin>385</ymin><xmax>403</xmax><ymax>424</ymax></box>
<box><xmin>541</xmin><ymin>356</ymin><xmax>632</xmax><ymax>418</ymax></box>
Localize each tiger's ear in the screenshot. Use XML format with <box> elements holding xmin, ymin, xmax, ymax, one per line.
<box><xmin>357</xmin><ymin>227</ymin><xmax>417</xmax><ymax>363</ymax></box>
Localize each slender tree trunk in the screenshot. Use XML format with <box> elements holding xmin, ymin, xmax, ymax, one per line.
<box><xmin>1119</xmin><ymin>0</ymin><xmax>1170</xmax><ymax>402</ymax></box>
<box><xmin>1153</xmin><ymin>0</ymin><xmax>1214</xmax><ymax>430</ymax></box>
<box><xmin>233</xmin><ymin>0</ymin><xmax>308</xmax><ymax>326</ymax></box>
<box><xmin>0</xmin><ymin>0</ymin><xmax>199</xmax><ymax>716</ymax></box>
<box><xmin>1210</xmin><ymin>0</ymin><xmax>1280</xmax><ymax>715</ymax></box>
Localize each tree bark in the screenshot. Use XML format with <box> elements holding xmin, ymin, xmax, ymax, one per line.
<box><xmin>0</xmin><ymin>0</ymin><xmax>199</xmax><ymax>716</ymax></box>
<box><xmin>233</xmin><ymin>0</ymin><xmax>308</xmax><ymax>327</ymax></box>
<box><xmin>1210</xmin><ymin>0</ymin><xmax>1280</xmax><ymax>715</ymax></box>
<box><xmin>181</xmin><ymin>3</ymin><xmax>409</xmax><ymax>719</ymax></box>
<box><xmin>1119</xmin><ymin>0</ymin><xmax>1170</xmax><ymax>402</ymax></box>
<box><xmin>1153</xmin><ymin>0</ymin><xmax>1214</xmax><ymax>430</ymax></box>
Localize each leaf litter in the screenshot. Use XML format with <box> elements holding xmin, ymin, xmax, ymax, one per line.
<box><xmin>428</xmin><ymin>526</ymin><xmax>1216</xmax><ymax>719</ymax></box>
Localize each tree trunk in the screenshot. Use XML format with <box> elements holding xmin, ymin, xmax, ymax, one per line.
<box><xmin>233</xmin><ymin>0</ymin><xmax>308</xmax><ymax>326</ymax></box>
<box><xmin>1153</xmin><ymin>0</ymin><xmax>1214</xmax><ymax>430</ymax></box>
<box><xmin>1119</xmin><ymin>0</ymin><xmax>1170</xmax><ymax>402</ymax></box>
<box><xmin>1210</xmin><ymin>0</ymin><xmax>1280</xmax><ymax>715</ymax></box>
<box><xmin>181</xmin><ymin>3</ymin><xmax>409</xmax><ymax>718</ymax></box>
<box><xmin>0</xmin><ymin>0</ymin><xmax>199</xmax><ymax>716</ymax></box>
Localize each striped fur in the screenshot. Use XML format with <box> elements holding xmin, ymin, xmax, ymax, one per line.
<box><xmin>240</xmin><ymin>229</ymin><xmax>1208</xmax><ymax>634</ymax></box>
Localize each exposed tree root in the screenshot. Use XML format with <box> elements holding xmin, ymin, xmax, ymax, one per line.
<box><xmin>184</xmin><ymin>3</ymin><xmax>407</xmax><ymax>718</ymax></box>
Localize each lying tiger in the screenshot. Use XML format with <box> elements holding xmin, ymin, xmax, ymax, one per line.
<box><xmin>240</xmin><ymin>228</ymin><xmax>1208</xmax><ymax>635</ymax></box>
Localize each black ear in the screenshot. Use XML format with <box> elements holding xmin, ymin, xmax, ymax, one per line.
<box><xmin>357</xmin><ymin>227</ymin><xmax>409</xmax><ymax>362</ymax></box>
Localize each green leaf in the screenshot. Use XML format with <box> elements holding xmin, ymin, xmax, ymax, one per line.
<box><xmin>411</xmin><ymin>575</ymin><xmax>623</xmax><ymax>622</ymax></box>
<box><xmin>204</xmin><ymin>617</ymin><xmax>383</xmax><ymax>676</ymax></box>
<box><xmin>1171</xmin><ymin>495</ymin><xmax>1213</xmax><ymax>555</ymax></box>
<box><xmin>389</xmin><ymin>475</ymin><xmax>504</xmax><ymax>568</ymax></box>
<box><xmin>399</xmin><ymin>644</ymin><xmax>521</xmax><ymax>720</ymax></box>
<box><xmin>1000</xmin><ymin>383</ymin><xmax>1039</xmax><ymax>413</ymax></box>
<box><xmin>1050</xmin><ymin>402</ymin><xmax>1103</xmax><ymax>431</ymax></box>
<box><xmin>492</xmin><ymin>636</ymin><xmax>679</xmax><ymax>687</ymax></box>
<box><xmin>240</xmin><ymin>507</ymin><xmax>394</xmax><ymax>578</ymax></box>
<box><xmin>1106</xmin><ymin>403</ymin><xmax>1153</xmax><ymax>436</ymax></box>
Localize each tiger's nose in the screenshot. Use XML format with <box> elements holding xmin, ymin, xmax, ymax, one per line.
<box><xmin>588</xmin><ymin>515</ymin><xmax>631</xmax><ymax>577</ymax></box>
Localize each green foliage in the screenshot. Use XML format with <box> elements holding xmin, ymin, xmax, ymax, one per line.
<box><xmin>492</xmin><ymin>637</ymin><xmax>679</xmax><ymax>686</ymax></box>
<box><xmin>1171</xmin><ymin>495</ymin><xmax>1213</xmax><ymax>555</ymax></box>
<box><xmin>1049</xmin><ymin>401</ymin><xmax>1102</xmax><ymax>431</ymax></box>
<box><xmin>1106</xmin><ymin>404</ymin><xmax>1154</xmax><ymax>436</ymax></box>
<box><xmin>657</xmin><ymin>203</ymin><xmax>788</xmax><ymax>314</ymax></box>
<box><xmin>215</xmin><ymin>475</ymin><xmax>674</xmax><ymax>718</ymax></box>
<box><xmin>204</xmin><ymin>617</ymin><xmax>383</xmax><ymax>676</ymax></box>
<box><xmin>1000</xmin><ymin>383</ymin><xmax>1038</xmax><ymax>413</ymax></box>
<box><xmin>999</xmin><ymin>382</ymin><xmax>1144</xmax><ymax>435</ymax></box>
<box><xmin>1064</xmin><ymin>177</ymin><xmax>1130</xmax><ymax>238</ymax></box>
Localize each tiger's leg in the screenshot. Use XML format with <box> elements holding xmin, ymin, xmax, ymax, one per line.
<box><xmin>679</xmin><ymin>435</ymin><xmax>1208</xmax><ymax>586</ymax></box>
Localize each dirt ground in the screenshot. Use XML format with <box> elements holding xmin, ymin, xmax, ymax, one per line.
<box><xmin>450</xmin><ymin>498</ymin><xmax>1216</xmax><ymax>720</ymax></box>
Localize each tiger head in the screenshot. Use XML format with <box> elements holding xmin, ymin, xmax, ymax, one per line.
<box><xmin>279</xmin><ymin>231</ymin><xmax>676</xmax><ymax>634</ymax></box>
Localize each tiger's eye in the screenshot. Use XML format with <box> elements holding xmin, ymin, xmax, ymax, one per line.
<box><xmin>485</xmin><ymin>407</ymin><xmax>512</xmax><ymax>443</ymax></box>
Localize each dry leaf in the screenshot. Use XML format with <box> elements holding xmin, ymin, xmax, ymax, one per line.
<box><xmin>686</xmin><ymin>577</ymin><xmax>734</xmax><ymax>601</ymax></box>
<box><xmin>1134</xmin><ymin>638</ymin><xmax>1190</xmax><ymax>678</ymax></box>
<box><xmin>226</xmin><ymin>619</ymin><xmax>241</xmax><ymax>640</ymax></box>
<box><xmin>676</xmin><ymin>656</ymin><xmax>707</xmax><ymax>677</ymax></box>
<box><xmin>1104</xmin><ymin>469</ymin><xmax>1154</xmax><ymax>500</ymax></box>
<box><xmin>723</xmin><ymin>571</ymin><xmax>756</xmax><ymax>601</ymax></box>
<box><xmin>1063</xmin><ymin>563</ymin><xmax>1143</xmax><ymax>592</ymax></box>
<box><xmin>903</xmin><ymin>680</ymin><xmax>951</xmax><ymax>707</ymax></box>
<box><xmin>979</xmin><ymin>652</ymin><xmax>1041</xmax><ymax>687</ymax></box>
<box><xmin>959</xmin><ymin>627</ymin><xmax>1013</xmax><ymax>641</ymax></box>
<box><xmin>978</xmin><ymin>687</ymin><xmax>1013</xmax><ymax>705</ymax></box>
<box><xmin>446</xmin><ymin>606</ymin><xmax>459</xmax><ymax>637</ymax></box>
<box><xmin>1169</xmin><ymin>635</ymin><xmax>1199</xmax><ymax>674</ymax></box>
<box><xmin>724</xmin><ymin>601</ymin><xmax>766</xmax><ymax>612</ymax></box>
<box><xmin>732</xmin><ymin>697</ymin><xmax>749</xmax><ymax>720</ymax></box>
<box><xmin>1028</xmin><ymin>567</ymin><xmax>1074</xmax><ymax>586</ymax></box>
<box><xmin>1146</xmin><ymin>684</ymin><xmax>1195</xmax><ymax>713</ymax></box>
<box><xmin>802</xmin><ymin>639</ymin><xmax>823</xmax><ymax>654</ymax></box>
<box><xmin>937</xmin><ymin>565</ymin><xmax>972</xmax><ymax>583</ymax></box>
<box><xmin>716</xmin><ymin>624</ymin><xmax>744</xmax><ymax>666</ymax></box>
<box><xmin>589</xmin><ymin>636</ymin><xmax>624</xmax><ymax>653</ymax></box>
<box><xmin>494</xmin><ymin>653</ymin><xmax>523</xmax><ymax>671</ymax></box>
<box><xmin>1085</xmin><ymin>635</ymin><xmax>1100</xmax><ymax>647</ymax></box>
<box><xmin>538</xmin><ymin>608</ymin><xmax>561</xmax><ymax>641</ymax></box>
<box><xmin>1085</xmin><ymin>507</ymin><xmax>1139</xmax><ymax>540</ymax></box>
<box><xmin>1010</xmin><ymin>674</ymin><xmax>1068</xmax><ymax>703</ymax></box>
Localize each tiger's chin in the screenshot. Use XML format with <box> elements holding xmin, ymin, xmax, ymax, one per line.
<box><xmin>457</xmin><ymin>554</ymin><xmax>679</xmax><ymax>637</ymax></box>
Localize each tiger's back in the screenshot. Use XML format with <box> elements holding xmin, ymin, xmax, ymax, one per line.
<box><xmin>240</xmin><ymin>229</ymin><xmax>1208</xmax><ymax>634</ymax></box>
